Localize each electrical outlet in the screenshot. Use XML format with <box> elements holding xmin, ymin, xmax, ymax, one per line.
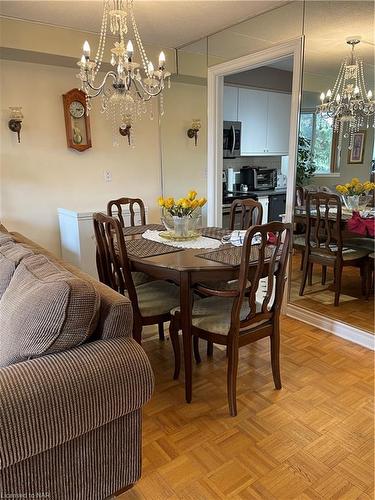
<box><xmin>104</xmin><ymin>170</ymin><xmax>112</xmax><ymax>182</ymax></box>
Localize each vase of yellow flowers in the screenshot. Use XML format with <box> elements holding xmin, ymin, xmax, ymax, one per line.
<box><xmin>158</xmin><ymin>190</ymin><xmax>207</xmax><ymax>239</ymax></box>
<box><xmin>336</xmin><ymin>178</ymin><xmax>375</xmax><ymax>212</ymax></box>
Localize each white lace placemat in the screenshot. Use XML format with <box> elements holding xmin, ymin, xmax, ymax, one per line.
<box><xmin>142</xmin><ymin>230</ymin><xmax>222</xmax><ymax>250</ymax></box>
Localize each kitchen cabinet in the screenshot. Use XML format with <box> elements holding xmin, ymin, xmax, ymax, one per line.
<box><xmin>238</xmin><ymin>89</ymin><xmax>268</xmax><ymax>155</ymax></box>
<box><xmin>223</xmin><ymin>86</ymin><xmax>239</xmax><ymax>121</ymax></box>
<box><xmin>268</xmin><ymin>193</ymin><xmax>286</xmax><ymax>222</ymax></box>
<box><xmin>267</xmin><ymin>92</ymin><xmax>291</xmax><ymax>154</ymax></box>
<box><xmin>237</xmin><ymin>88</ymin><xmax>291</xmax><ymax>156</ymax></box>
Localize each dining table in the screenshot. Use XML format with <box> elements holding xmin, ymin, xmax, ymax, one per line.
<box><xmin>122</xmin><ymin>226</ymin><xmax>253</xmax><ymax>404</ymax></box>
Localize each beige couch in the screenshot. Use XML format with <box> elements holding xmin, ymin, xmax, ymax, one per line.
<box><xmin>0</xmin><ymin>229</ymin><xmax>154</xmax><ymax>499</ymax></box>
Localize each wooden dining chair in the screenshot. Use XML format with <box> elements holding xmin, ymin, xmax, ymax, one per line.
<box><xmin>299</xmin><ymin>192</ymin><xmax>370</xmax><ymax>306</ymax></box>
<box><xmin>229</xmin><ymin>198</ymin><xmax>263</xmax><ymax>230</ymax></box>
<box><xmin>93</xmin><ymin>212</ymin><xmax>180</xmax><ymax>343</ymax></box>
<box><xmin>169</xmin><ymin>221</ymin><xmax>292</xmax><ymax>416</ymax></box>
<box><xmin>107</xmin><ymin>197</ymin><xmax>146</xmax><ymax>227</ymax></box>
<box><xmin>107</xmin><ymin>197</ymin><xmax>152</xmax><ymax>290</ymax></box>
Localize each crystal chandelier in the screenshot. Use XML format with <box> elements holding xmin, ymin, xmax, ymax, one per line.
<box><xmin>77</xmin><ymin>0</ymin><xmax>171</xmax><ymax>146</ymax></box>
<box><xmin>316</xmin><ymin>38</ymin><xmax>374</xmax><ymax>151</ymax></box>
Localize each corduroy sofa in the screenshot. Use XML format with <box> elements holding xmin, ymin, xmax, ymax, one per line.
<box><xmin>0</xmin><ymin>227</ymin><xmax>154</xmax><ymax>500</ymax></box>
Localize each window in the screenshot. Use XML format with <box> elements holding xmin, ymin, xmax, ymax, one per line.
<box><xmin>300</xmin><ymin>111</ymin><xmax>336</xmax><ymax>174</ymax></box>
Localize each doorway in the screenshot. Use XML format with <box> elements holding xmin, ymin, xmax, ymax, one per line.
<box><xmin>207</xmin><ymin>38</ymin><xmax>303</xmax><ymax>226</ymax></box>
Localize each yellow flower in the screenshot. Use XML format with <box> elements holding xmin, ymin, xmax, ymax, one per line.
<box><xmin>181</xmin><ymin>199</ymin><xmax>191</xmax><ymax>209</ymax></box>
<box><xmin>187</xmin><ymin>190</ymin><xmax>197</xmax><ymax>201</ymax></box>
<box><xmin>158</xmin><ymin>197</ymin><xmax>165</xmax><ymax>207</ymax></box>
<box><xmin>336</xmin><ymin>185</ymin><xmax>348</xmax><ymax>195</ymax></box>
<box><xmin>164</xmin><ymin>197</ymin><xmax>174</xmax><ymax>209</ymax></box>
<box><xmin>198</xmin><ymin>197</ymin><xmax>207</xmax><ymax>207</ymax></box>
<box><xmin>176</xmin><ymin>198</ymin><xmax>184</xmax><ymax>206</ymax></box>
<box><xmin>345</xmin><ymin>183</ymin><xmax>351</xmax><ymax>189</ymax></box>
<box><xmin>191</xmin><ymin>199</ymin><xmax>199</xmax><ymax>209</ymax></box>
<box><xmin>351</xmin><ymin>177</ymin><xmax>360</xmax><ymax>185</ymax></box>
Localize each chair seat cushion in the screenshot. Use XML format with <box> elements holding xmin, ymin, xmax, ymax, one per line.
<box><xmin>0</xmin><ymin>254</ymin><xmax>100</xmax><ymax>367</ymax></box>
<box><xmin>132</xmin><ymin>271</ymin><xmax>152</xmax><ymax>287</ymax></box>
<box><xmin>343</xmin><ymin>238</ymin><xmax>374</xmax><ymax>253</ymax></box>
<box><xmin>197</xmin><ymin>279</ymin><xmax>250</xmax><ymax>292</ymax></box>
<box><xmin>293</xmin><ymin>235</ymin><xmax>305</xmax><ymax>248</ymax></box>
<box><xmin>311</xmin><ymin>247</ymin><xmax>369</xmax><ymax>261</ymax></box>
<box><xmin>135</xmin><ymin>280</ymin><xmax>180</xmax><ymax>318</ymax></box>
<box><xmin>0</xmin><ymin>242</ymin><xmax>34</xmax><ymax>299</ymax></box>
<box><xmin>171</xmin><ymin>296</ymin><xmax>266</xmax><ymax>336</ymax></box>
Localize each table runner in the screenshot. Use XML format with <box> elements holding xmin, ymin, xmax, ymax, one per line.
<box><xmin>122</xmin><ymin>224</ymin><xmax>165</xmax><ymax>236</ymax></box>
<box><xmin>126</xmin><ymin>238</ymin><xmax>183</xmax><ymax>258</ymax></box>
<box><xmin>197</xmin><ymin>244</ymin><xmax>279</xmax><ymax>267</ymax></box>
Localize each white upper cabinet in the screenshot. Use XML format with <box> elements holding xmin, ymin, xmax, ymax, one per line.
<box><xmin>266</xmin><ymin>92</ymin><xmax>291</xmax><ymax>154</ymax></box>
<box><xmin>223</xmin><ymin>86</ymin><xmax>239</xmax><ymax>122</ymax></box>
<box><xmin>225</xmin><ymin>87</ymin><xmax>291</xmax><ymax>156</ymax></box>
<box><xmin>238</xmin><ymin>88</ymin><xmax>268</xmax><ymax>155</ymax></box>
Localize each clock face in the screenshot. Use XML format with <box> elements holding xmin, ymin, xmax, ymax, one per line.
<box><xmin>69</xmin><ymin>101</ymin><xmax>85</xmax><ymax>119</ymax></box>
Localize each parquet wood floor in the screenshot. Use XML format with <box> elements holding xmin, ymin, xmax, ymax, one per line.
<box><xmin>289</xmin><ymin>255</ymin><xmax>374</xmax><ymax>333</ymax></box>
<box><xmin>120</xmin><ymin>318</ymin><xmax>374</xmax><ymax>499</ymax></box>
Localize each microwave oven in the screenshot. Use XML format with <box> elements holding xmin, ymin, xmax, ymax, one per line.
<box><xmin>240</xmin><ymin>166</ymin><xmax>277</xmax><ymax>191</ymax></box>
<box><xmin>223</xmin><ymin>121</ymin><xmax>241</xmax><ymax>158</ymax></box>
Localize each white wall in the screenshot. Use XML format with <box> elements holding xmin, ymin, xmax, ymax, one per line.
<box><xmin>0</xmin><ymin>59</ymin><xmax>162</xmax><ymax>255</ymax></box>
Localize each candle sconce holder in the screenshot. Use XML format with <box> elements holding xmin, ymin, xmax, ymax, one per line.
<box><xmin>8</xmin><ymin>107</ymin><xmax>23</xmax><ymax>143</ymax></box>
<box><xmin>187</xmin><ymin>119</ymin><xmax>201</xmax><ymax>146</ymax></box>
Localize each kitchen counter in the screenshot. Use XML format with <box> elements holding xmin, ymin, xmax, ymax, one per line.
<box><xmin>226</xmin><ymin>188</ymin><xmax>286</xmax><ymax>198</ymax></box>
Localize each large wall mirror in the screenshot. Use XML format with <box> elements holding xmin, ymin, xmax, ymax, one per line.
<box><xmin>289</xmin><ymin>0</ymin><xmax>374</xmax><ymax>335</ymax></box>
<box><xmin>159</xmin><ymin>0</ymin><xmax>374</xmax><ymax>338</ymax></box>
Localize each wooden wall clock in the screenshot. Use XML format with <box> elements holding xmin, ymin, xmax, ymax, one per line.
<box><xmin>62</xmin><ymin>88</ymin><xmax>92</xmax><ymax>152</ymax></box>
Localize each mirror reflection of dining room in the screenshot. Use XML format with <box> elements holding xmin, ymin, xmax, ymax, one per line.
<box><xmin>289</xmin><ymin>0</ymin><xmax>375</xmax><ymax>334</ymax></box>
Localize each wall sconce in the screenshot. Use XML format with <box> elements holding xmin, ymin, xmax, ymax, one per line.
<box><xmin>187</xmin><ymin>119</ymin><xmax>201</xmax><ymax>146</ymax></box>
<box><xmin>119</xmin><ymin>123</ymin><xmax>131</xmax><ymax>146</ymax></box>
<box><xmin>8</xmin><ymin>107</ymin><xmax>23</xmax><ymax>143</ymax></box>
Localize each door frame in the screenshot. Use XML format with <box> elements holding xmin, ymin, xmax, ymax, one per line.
<box><xmin>207</xmin><ymin>37</ymin><xmax>304</xmax><ymax>226</ymax></box>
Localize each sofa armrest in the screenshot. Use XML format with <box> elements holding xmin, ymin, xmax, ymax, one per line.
<box><xmin>0</xmin><ymin>337</ymin><xmax>154</xmax><ymax>469</ymax></box>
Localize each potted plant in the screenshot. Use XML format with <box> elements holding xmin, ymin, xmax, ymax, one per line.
<box><xmin>158</xmin><ymin>190</ymin><xmax>207</xmax><ymax>238</ymax></box>
<box><xmin>296</xmin><ymin>136</ymin><xmax>316</xmax><ymax>187</ymax></box>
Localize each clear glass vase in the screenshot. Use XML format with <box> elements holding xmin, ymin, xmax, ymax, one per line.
<box><xmin>161</xmin><ymin>209</ymin><xmax>201</xmax><ymax>239</ymax></box>
<box><xmin>342</xmin><ymin>194</ymin><xmax>371</xmax><ymax>212</ymax></box>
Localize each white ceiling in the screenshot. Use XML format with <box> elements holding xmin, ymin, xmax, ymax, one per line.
<box><xmin>0</xmin><ymin>0</ymin><xmax>288</xmax><ymax>48</ymax></box>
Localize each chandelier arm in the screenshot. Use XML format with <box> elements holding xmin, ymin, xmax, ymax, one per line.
<box><xmin>134</xmin><ymin>79</ymin><xmax>164</xmax><ymax>98</ymax></box>
<box><xmin>83</xmin><ymin>71</ymin><xmax>118</xmax><ymax>93</ymax></box>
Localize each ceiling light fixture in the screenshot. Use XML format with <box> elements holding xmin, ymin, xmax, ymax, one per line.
<box><xmin>77</xmin><ymin>0</ymin><xmax>170</xmax><ymax>146</ymax></box>
<box><xmin>316</xmin><ymin>38</ymin><xmax>374</xmax><ymax>151</ymax></box>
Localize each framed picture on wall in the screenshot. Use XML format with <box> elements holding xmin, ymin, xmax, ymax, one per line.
<box><xmin>348</xmin><ymin>131</ymin><xmax>366</xmax><ymax>164</ymax></box>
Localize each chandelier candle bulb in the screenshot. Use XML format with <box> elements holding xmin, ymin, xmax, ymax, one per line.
<box><xmin>80</xmin><ymin>55</ymin><xmax>87</xmax><ymax>66</ymax></box>
<box><xmin>320</xmin><ymin>92</ymin><xmax>325</xmax><ymax>103</ymax></box>
<box><xmin>367</xmin><ymin>90</ymin><xmax>373</xmax><ymax>99</ymax></box>
<box><xmin>354</xmin><ymin>86</ymin><xmax>360</xmax><ymax>96</ymax></box>
<box><xmin>158</xmin><ymin>51</ymin><xmax>166</xmax><ymax>68</ymax></box>
<box><xmin>326</xmin><ymin>89</ymin><xmax>332</xmax><ymax>99</ymax></box>
<box><xmin>83</xmin><ymin>40</ymin><xmax>91</xmax><ymax>58</ymax></box>
<box><xmin>126</xmin><ymin>40</ymin><xmax>134</xmax><ymax>59</ymax></box>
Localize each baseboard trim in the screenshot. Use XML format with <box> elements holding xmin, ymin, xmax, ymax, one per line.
<box><xmin>286</xmin><ymin>304</ymin><xmax>375</xmax><ymax>350</ymax></box>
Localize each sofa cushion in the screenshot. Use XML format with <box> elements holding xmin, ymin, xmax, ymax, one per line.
<box><xmin>0</xmin><ymin>254</ymin><xmax>100</xmax><ymax>367</ymax></box>
<box><xmin>0</xmin><ymin>242</ymin><xmax>34</xmax><ymax>299</ymax></box>
<box><xmin>0</xmin><ymin>233</ymin><xmax>14</xmax><ymax>246</ymax></box>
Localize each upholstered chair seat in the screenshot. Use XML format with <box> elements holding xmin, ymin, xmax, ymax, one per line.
<box><xmin>171</xmin><ymin>296</ymin><xmax>266</xmax><ymax>336</ymax></box>
<box><xmin>134</xmin><ymin>281</ymin><xmax>180</xmax><ymax>317</ymax></box>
